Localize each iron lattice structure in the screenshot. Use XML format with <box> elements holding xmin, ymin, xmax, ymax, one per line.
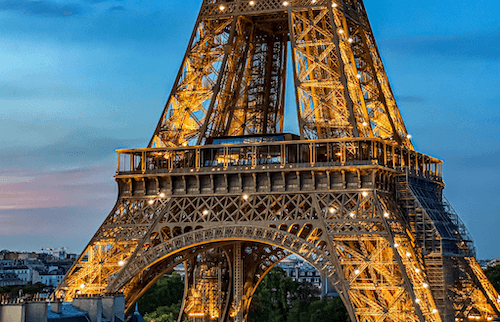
<box><xmin>55</xmin><ymin>1</ymin><xmax>500</xmax><ymax>322</ymax></box>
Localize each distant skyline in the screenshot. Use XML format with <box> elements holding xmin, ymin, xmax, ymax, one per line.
<box><xmin>1</xmin><ymin>0</ymin><xmax>499</xmax><ymax>258</ymax></box>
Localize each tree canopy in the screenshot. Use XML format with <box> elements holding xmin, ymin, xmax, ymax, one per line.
<box><xmin>134</xmin><ymin>272</ymin><xmax>185</xmax><ymax>316</ymax></box>
<box><xmin>134</xmin><ymin>266</ymin><xmax>350</xmax><ymax>322</ymax></box>
<box><xmin>485</xmin><ymin>264</ymin><xmax>500</xmax><ymax>292</ymax></box>
<box><xmin>248</xmin><ymin>266</ymin><xmax>349</xmax><ymax>322</ymax></box>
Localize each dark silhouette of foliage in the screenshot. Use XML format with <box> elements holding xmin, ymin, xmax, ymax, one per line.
<box><xmin>131</xmin><ymin>266</ymin><xmax>349</xmax><ymax>322</ymax></box>
<box><xmin>485</xmin><ymin>265</ymin><xmax>500</xmax><ymax>292</ymax></box>
<box><xmin>133</xmin><ymin>272</ymin><xmax>185</xmax><ymax>316</ymax></box>
<box><xmin>0</xmin><ymin>282</ymin><xmax>45</xmax><ymax>295</ymax></box>
<box><xmin>248</xmin><ymin>266</ymin><xmax>349</xmax><ymax>322</ymax></box>
<box><xmin>144</xmin><ymin>302</ymin><xmax>189</xmax><ymax>322</ymax></box>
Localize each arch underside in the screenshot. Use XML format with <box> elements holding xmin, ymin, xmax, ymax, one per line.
<box><xmin>54</xmin><ymin>190</ymin><xmax>475</xmax><ymax>322</ymax></box>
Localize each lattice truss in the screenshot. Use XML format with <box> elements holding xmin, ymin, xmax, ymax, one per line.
<box><xmin>54</xmin><ymin>1</ymin><xmax>500</xmax><ymax>322</ymax></box>
<box><xmin>149</xmin><ymin>0</ymin><xmax>413</xmax><ymax>148</ymax></box>
<box><xmin>58</xmin><ymin>191</ymin><xmax>448</xmax><ymax>322</ymax></box>
<box><xmin>394</xmin><ymin>175</ymin><xmax>500</xmax><ymax>322</ymax></box>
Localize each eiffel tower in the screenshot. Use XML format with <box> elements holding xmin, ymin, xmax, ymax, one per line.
<box><xmin>55</xmin><ymin>1</ymin><xmax>500</xmax><ymax>321</ymax></box>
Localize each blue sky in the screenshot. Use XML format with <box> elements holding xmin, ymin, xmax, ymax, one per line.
<box><xmin>0</xmin><ymin>0</ymin><xmax>499</xmax><ymax>258</ymax></box>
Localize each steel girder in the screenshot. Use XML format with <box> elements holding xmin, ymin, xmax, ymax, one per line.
<box><xmin>54</xmin><ymin>1</ymin><xmax>500</xmax><ymax>322</ymax></box>
<box><xmin>148</xmin><ymin>0</ymin><xmax>412</xmax><ymax>148</ymax></box>
<box><xmin>57</xmin><ymin>190</ymin><xmax>446</xmax><ymax>322</ymax></box>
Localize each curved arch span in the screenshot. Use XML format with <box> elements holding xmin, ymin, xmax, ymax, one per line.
<box><xmin>108</xmin><ymin>224</ymin><xmax>345</xmax><ymax>316</ymax></box>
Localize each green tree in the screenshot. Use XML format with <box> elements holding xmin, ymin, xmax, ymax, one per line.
<box><xmin>287</xmin><ymin>297</ymin><xmax>349</xmax><ymax>322</ymax></box>
<box><xmin>248</xmin><ymin>266</ymin><xmax>349</xmax><ymax>322</ymax></box>
<box><xmin>134</xmin><ymin>272</ymin><xmax>185</xmax><ymax>316</ymax></box>
<box><xmin>0</xmin><ymin>282</ymin><xmax>45</xmax><ymax>295</ymax></box>
<box><xmin>249</xmin><ymin>267</ymin><xmax>299</xmax><ymax>322</ymax></box>
<box><xmin>143</xmin><ymin>303</ymin><xmax>189</xmax><ymax>322</ymax></box>
<box><xmin>485</xmin><ymin>265</ymin><xmax>500</xmax><ymax>292</ymax></box>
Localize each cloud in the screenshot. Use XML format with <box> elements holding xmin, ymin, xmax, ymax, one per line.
<box><xmin>0</xmin><ymin>82</ymin><xmax>39</xmax><ymax>99</ymax></box>
<box><xmin>0</xmin><ymin>128</ymin><xmax>144</xmax><ymax>169</ymax></box>
<box><xmin>0</xmin><ymin>165</ymin><xmax>117</xmax><ymax>209</ymax></box>
<box><xmin>380</xmin><ymin>31</ymin><xmax>500</xmax><ymax>59</ymax></box>
<box><xmin>447</xmin><ymin>149</ymin><xmax>500</xmax><ymax>171</ymax></box>
<box><xmin>0</xmin><ymin>206</ymin><xmax>108</xmax><ymax>239</ymax></box>
<box><xmin>0</xmin><ymin>0</ymin><xmax>80</xmax><ymax>16</ymax></box>
<box><xmin>109</xmin><ymin>5</ymin><xmax>124</xmax><ymax>11</ymax></box>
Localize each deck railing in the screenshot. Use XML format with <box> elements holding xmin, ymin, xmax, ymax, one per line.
<box><xmin>116</xmin><ymin>138</ymin><xmax>443</xmax><ymax>180</ymax></box>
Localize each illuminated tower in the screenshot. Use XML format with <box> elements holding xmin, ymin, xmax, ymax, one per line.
<box><xmin>56</xmin><ymin>1</ymin><xmax>500</xmax><ymax>321</ymax></box>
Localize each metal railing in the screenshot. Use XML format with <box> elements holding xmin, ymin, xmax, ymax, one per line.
<box><xmin>116</xmin><ymin>138</ymin><xmax>443</xmax><ymax>180</ymax></box>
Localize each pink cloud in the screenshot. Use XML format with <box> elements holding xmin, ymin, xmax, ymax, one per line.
<box><xmin>0</xmin><ymin>165</ymin><xmax>117</xmax><ymax>210</ymax></box>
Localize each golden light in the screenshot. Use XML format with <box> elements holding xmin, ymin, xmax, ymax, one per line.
<box><xmin>80</xmin><ymin>284</ymin><xmax>85</xmax><ymax>289</ymax></box>
<box><xmin>362</xmin><ymin>191</ymin><xmax>368</xmax><ymax>197</ymax></box>
<box><xmin>219</xmin><ymin>5</ymin><xmax>225</xmax><ymax>11</ymax></box>
<box><xmin>348</xmin><ymin>38</ymin><xmax>353</xmax><ymax>43</ymax></box>
<box><xmin>349</xmin><ymin>212</ymin><xmax>355</xmax><ymax>218</ymax></box>
<box><xmin>407</xmin><ymin>134</ymin><xmax>412</xmax><ymax>139</ymax></box>
<box><xmin>384</xmin><ymin>212</ymin><xmax>390</xmax><ymax>218</ymax></box>
<box><xmin>182</xmin><ymin>141</ymin><xmax>188</xmax><ymax>147</ymax></box>
<box><xmin>415</xmin><ymin>298</ymin><xmax>420</xmax><ymax>303</ymax></box>
<box><xmin>423</xmin><ymin>282</ymin><xmax>429</xmax><ymax>288</ymax></box>
<box><xmin>242</xmin><ymin>194</ymin><xmax>249</xmax><ymax>200</ymax></box>
<box><xmin>249</xmin><ymin>0</ymin><xmax>255</xmax><ymax>5</ymax></box>
<box><xmin>148</xmin><ymin>199</ymin><xmax>154</xmax><ymax>205</ymax></box>
<box><xmin>354</xmin><ymin>269</ymin><xmax>360</xmax><ymax>275</ymax></box>
<box><xmin>432</xmin><ymin>309</ymin><xmax>438</xmax><ymax>314</ymax></box>
<box><xmin>332</xmin><ymin>2</ymin><xmax>337</xmax><ymax>7</ymax></box>
<box><xmin>415</xmin><ymin>268</ymin><xmax>421</xmax><ymax>273</ymax></box>
<box><xmin>362</xmin><ymin>121</ymin><xmax>368</xmax><ymax>126</ymax></box>
<box><xmin>394</xmin><ymin>243</ymin><xmax>399</xmax><ymax>248</ymax></box>
<box><xmin>406</xmin><ymin>251</ymin><xmax>412</xmax><ymax>257</ymax></box>
<box><xmin>202</xmin><ymin>209</ymin><xmax>209</xmax><ymax>215</ymax></box>
<box><xmin>159</xmin><ymin>192</ymin><xmax>166</xmax><ymax>198</ymax></box>
<box><xmin>329</xmin><ymin>207</ymin><xmax>336</xmax><ymax>214</ymax></box>
<box><xmin>283</xmin><ymin>1</ymin><xmax>289</xmax><ymax>6</ymax></box>
<box><xmin>118</xmin><ymin>260</ymin><xmax>125</xmax><ymax>266</ymax></box>
<box><xmin>338</xmin><ymin>29</ymin><xmax>344</xmax><ymax>34</ymax></box>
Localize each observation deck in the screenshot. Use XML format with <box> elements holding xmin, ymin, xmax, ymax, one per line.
<box><xmin>114</xmin><ymin>137</ymin><xmax>442</xmax><ymax>198</ymax></box>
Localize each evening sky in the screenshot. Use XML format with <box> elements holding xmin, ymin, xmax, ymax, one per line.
<box><xmin>0</xmin><ymin>0</ymin><xmax>499</xmax><ymax>258</ymax></box>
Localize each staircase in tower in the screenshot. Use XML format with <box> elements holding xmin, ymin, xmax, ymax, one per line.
<box><xmin>55</xmin><ymin>1</ymin><xmax>500</xmax><ymax>322</ymax></box>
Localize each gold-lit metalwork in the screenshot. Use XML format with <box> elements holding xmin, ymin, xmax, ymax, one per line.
<box><xmin>55</xmin><ymin>1</ymin><xmax>499</xmax><ymax>322</ymax></box>
<box><xmin>148</xmin><ymin>0</ymin><xmax>412</xmax><ymax>148</ymax></box>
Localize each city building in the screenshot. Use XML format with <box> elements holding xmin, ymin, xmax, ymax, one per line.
<box><xmin>277</xmin><ymin>255</ymin><xmax>338</xmax><ymax>298</ymax></box>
